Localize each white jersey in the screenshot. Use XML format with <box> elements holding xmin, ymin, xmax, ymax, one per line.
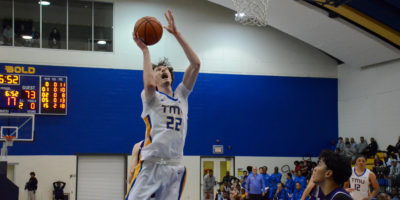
<box><xmin>349</xmin><ymin>167</ymin><xmax>370</xmax><ymax>200</ymax></box>
<box><xmin>140</xmin><ymin>83</ymin><xmax>191</xmax><ymax>161</ymax></box>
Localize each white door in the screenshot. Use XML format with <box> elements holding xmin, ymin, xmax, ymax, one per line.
<box><xmin>77</xmin><ymin>155</ymin><xmax>126</xmax><ymax>200</ymax></box>
<box><xmin>200</xmin><ymin>157</ymin><xmax>234</xmax><ymax>200</ymax></box>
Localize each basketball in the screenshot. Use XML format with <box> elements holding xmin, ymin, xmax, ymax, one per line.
<box><xmin>134</xmin><ymin>16</ymin><xmax>163</xmax><ymax>46</ymax></box>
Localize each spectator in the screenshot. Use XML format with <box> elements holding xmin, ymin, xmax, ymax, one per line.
<box><xmin>15</xmin><ymin>24</ymin><xmax>29</xmax><ymax>46</ymax></box>
<box><xmin>247</xmin><ymin>166</ymin><xmax>253</xmax><ymax>174</ymax></box>
<box><xmin>364</xmin><ymin>137</ymin><xmax>378</xmax><ymax>158</ymax></box>
<box><xmin>270</xmin><ymin>167</ymin><xmax>282</xmax><ymax>191</ymax></box>
<box><xmin>246</xmin><ymin>166</ymin><xmax>265</xmax><ymax>200</ymax></box>
<box><xmin>222</xmin><ymin>171</ymin><xmax>236</xmax><ymax>184</ymax></box>
<box><xmin>53</xmin><ymin>181</ymin><xmax>66</xmax><ymax>200</ymax></box>
<box><xmin>300</xmin><ymin>161</ymin><xmax>309</xmax><ymax>178</ymax></box>
<box><xmin>374</xmin><ymin>154</ymin><xmax>384</xmax><ymax>167</ymax></box>
<box><xmin>285</xmin><ymin>173</ymin><xmax>294</xmax><ymax>195</ymax></box>
<box><xmin>384</xmin><ymin>153</ymin><xmax>392</xmax><ymax>167</ymax></box>
<box><xmin>387</xmin><ymin>145</ymin><xmax>398</xmax><ymax>156</ymax></box>
<box><xmin>336</xmin><ymin>137</ymin><xmax>345</xmax><ymax>152</ymax></box>
<box><xmin>215</xmin><ymin>189</ymin><xmax>223</xmax><ymax>200</ymax></box>
<box><xmin>330</xmin><ymin>140</ymin><xmax>336</xmax><ymax>152</ymax></box>
<box><xmin>344</xmin><ymin>137</ymin><xmax>350</xmax><ymax>144</ymax></box>
<box><xmin>30</xmin><ymin>27</ymin><xmax>39</xmax><ymax>47</ymax></box>
<box><xmin>2</xmin><ymin>24</ymin><xmax>12</xmax><ymax>45</ymax></box>
<box><xmin>240</xmin><ymin>188</ymin><xmax>246</xmax><ymax>200</ymax></box>
<box><xmin>357</xmin><ymin>136</ymin><xmax>368</xmax><ymax>154</ymax></box>
<box><xmin>48</xmin><ymin>28</ymin><xmax>61</xmax><ymax>49</ymax></box>
<box><xmin>290</xmin><ymin>182</ymin><xmax>303</xmax><ymax>200</ymax></box>
<box><xmin>25</xmin><ymin>171</ymin><xmax>38</xmax><ymax>200</ymax></box>
<box><xmin>230</xmin><ymin>184</ymin><xmax>241</xmax><ymax>200</ymax></box>
<box><xmin>392</xmin><ymin>188</ymin><xmax>400</xmax><ymax>200</ymax></box>
<box><xmin>350</xmin><ymin>137</ymin><xmax>357</xmax><ymax>149</ymax></box>
<box><xmin>261</xmin><ymin>166</ymin><xmax>270</xmax><ymax>199</ymax></box>
<box><xmin>396</xmin><ymin>136</ymin><xmax>400</xmax><ymax>153</ymax></box>
<box><xmin>343</xmin><ymin>142</ymin><xmax>356</xmax><ymax>161</ymax></box>
<box><xmin>269</xmin><ymin>182</ymin><xmax>289</xmax><ymax>200</ymax></box>
<box><xmin>389</xmin><ymin>159</ymin><xmax>400</xmax><ymax>188</ymax></box>
<box><xmin>376</xmin><ymin>193</ymin><xmax>391</xmax><ymax>200</ymax></box>
<box><xmin>372</xmin><ymin>154</ymin><xmax>385</xmax><ymax>178</ymax></box>
<box><xmin>293</xmin><ymin>170</ymin><xmax>307</xmax><ymax>190</ymax></box>
<box><xmin>241</xmin><ymin>170</ymin><xmax>248</xmax><ymax>188</ymax></box>
<box><xmin>294</xmin><ymin>161</ymin><xmax>301</xmax><ymax>173</ymax></box>
<box><xmin>222</xmin><ymin>181</ymin><xmax>231</xmax><ymax>194</ymax></box>
<box><xmin>204</xmin><ymin>169</ymin><xmax>216</xmax><ymax>200</ymax></box>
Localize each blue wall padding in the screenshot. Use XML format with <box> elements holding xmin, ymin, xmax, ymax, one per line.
<box><xmin>4</xmin><ymin>64</ymin><xmax>338</xmax><ymax>156</ymax></box>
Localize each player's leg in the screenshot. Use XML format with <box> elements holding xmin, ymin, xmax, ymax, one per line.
<box><xmin>126</xmin><ymin>161</ymin><xmax>160</xmax><ymax>200</ymax></box>
<box><xmin>157</xmin><ymin>165</ymin><xmax>187</xmax><ymax>200</ymax></box>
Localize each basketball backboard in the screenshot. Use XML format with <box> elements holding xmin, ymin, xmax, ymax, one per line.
<box><xmin>0</xmin><ymin>113</ymin><xmax>34</xmax><ymax>142</ymax></box>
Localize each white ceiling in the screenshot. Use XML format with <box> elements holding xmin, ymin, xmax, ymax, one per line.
<box><xmin>208</xmin><ymin>0</ymin><xmax>400</xmax><ymax>68</ymax></box>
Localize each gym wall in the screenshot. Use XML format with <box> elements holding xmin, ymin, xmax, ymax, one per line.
<box><xmin>339</xmin><ymin>60</ymin><xmax>400</xmax><ymax>150</ymax></box>
<box><xmin>1</xmin><ymin>0</ymin><xmax>339</xmax><ymax>200</ymax></box>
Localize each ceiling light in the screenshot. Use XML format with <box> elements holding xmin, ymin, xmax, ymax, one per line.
<box><xmin>235</xmin><ymin>12</ymin><xmax>245</xmax><ymax>18</ymax></box>
<box><xmin>38</xmin><ymin>1</ymin><xmax>51</xmax><ymax>6</ymax></box>
<box><xmin>22</xmin><ymin>35</ymin><xmax>32</xmax><ymax>40</ymax></box>
<box><xmin>97</xmin><ymin>40</ymin><xmax>106</xmax><ymax>45</ymax></box>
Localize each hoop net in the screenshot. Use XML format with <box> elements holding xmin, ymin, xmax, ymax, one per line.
<box><xmin>232</xmin><ymin>0</ymin><xmax>269</xmax><ymax>27</ymax></box>
<box><xmin>1</xmin><ymin>136</ymin><xmax>15</xmax><ymax>161</ymax></box>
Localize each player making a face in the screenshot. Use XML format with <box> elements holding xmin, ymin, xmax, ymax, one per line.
<box><xmin>125</xmin><ymin>10</ymin><xmax>200</xmax><ymax>200</ymax></box>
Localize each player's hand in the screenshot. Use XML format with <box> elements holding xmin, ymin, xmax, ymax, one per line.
<box><xmin>132</xmin><ymin>32</ymin><xmax>148</xmax><ymax>51</ymax></box>
<box><xmin>345</xmin><ymin>188</ymin><xmax>355</xmax><ymax>193</ymax></box>
<box><xmin>163</xmin><ymin>9</ymin><xmax>179</xmax><ymax>36</ymax></box>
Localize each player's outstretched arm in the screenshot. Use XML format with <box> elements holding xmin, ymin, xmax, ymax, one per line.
<box><xmin>163</xmin><ymin>10</ymin><xmax>201</xmax><ymax>91</ymax></box>
<box><xmin>300</xmin><ymin>173</ymin><xmax>315</xmax><ymax>200</ymax></box>
<box><xmin>132</xmin><ymin>32</ymin><xmax>156</xmax><ymax>101</ymax></box>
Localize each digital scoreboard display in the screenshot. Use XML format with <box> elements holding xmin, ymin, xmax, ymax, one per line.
<box><xmin>0</xmin><ymin>65</ymin><xmax>67</xmax><ymax>115</ymax></box>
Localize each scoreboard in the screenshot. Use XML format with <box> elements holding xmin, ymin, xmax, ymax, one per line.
<box><xmin>0</xmin><ymin>65</ymin><xmax>67</xmax><ymax>115</ymax></box>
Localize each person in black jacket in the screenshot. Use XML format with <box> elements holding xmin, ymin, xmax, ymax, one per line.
<box><xmin>364</xmin><ymin>137</ymin><xmax>378</xmax><ymax>158</ymax></box>
<box><xmin>53</xmin><ymin>181</ymin><xmax>66</xmax><ymax>200</ymax></box>
<box><xmin>25</xmin><ymin>172</ymin><xmax>38</xmax><ymax>200</ymax></box>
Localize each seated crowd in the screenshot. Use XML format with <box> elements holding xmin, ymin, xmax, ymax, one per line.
<box><xmin>207</xmin><ymin>136</ymin><xmax>400</xmax><ymax>200</ymax></box>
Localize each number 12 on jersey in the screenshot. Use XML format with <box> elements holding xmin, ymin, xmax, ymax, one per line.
<box><xmin>166</xmin><ymin>116</ymin><xmax>182</xmax><ymax>131</ymax></box>
<box><xmin>354</xmin><ymin>184</ymin><xmax>360</xmax><ymax>191</ymax></box>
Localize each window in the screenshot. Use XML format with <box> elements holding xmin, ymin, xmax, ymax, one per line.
<box><xmin>0</xmin><ymin>0</ymin><xmax>113</xmax><ymax>52</ymax></box>
<box><xmin>42</xmin><ymin>0</ymin><xmax>67</xmax><ymax>49</ymax></box>
<box><xmin>69</xmin><ymin>0</ymin><xmax>92</xmax><ymax>51</ymax></box>
<box><xmin>14</xmin><ymin>0</ymin><xmax>40</xmax><ymax>48</ymax></box>
<box><xmin>94</xmin><ymin>2</ymin><xmax>113</xmax><ymax>52</ymax></box>
<box><xmin>0</xmin><ymin>0</ymin><xmax>13</xmax><ymax>46</ymax></box>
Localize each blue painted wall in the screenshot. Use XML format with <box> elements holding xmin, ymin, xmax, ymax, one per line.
<box><xmin>4</xmin><ymin>64</ymin><xmax>338</xmax><ymax>156</ymax></box>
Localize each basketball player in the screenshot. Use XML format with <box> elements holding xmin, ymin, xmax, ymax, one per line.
<box><xmin>126</xmin><ymin>9</ymin><xmax>200</xmax><ymax>200</ymax></box>
<box><xmin>312</xmin><ymin>150</ymin><xmax>353</xmax><ymax>200</ymax></box>
<box><xmin>344</xmin><ymin>155</ymin><xmax>379</xmax><ymax>200</ymax></box>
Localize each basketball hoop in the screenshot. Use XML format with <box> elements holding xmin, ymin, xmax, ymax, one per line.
<box><xmin>1</xmin><ymin>135</ymin><xmax>16</xmax><ymax>161</ymax></box>
<box><xmin>232</xmin><ymin>0</ymin><xmax>269</xmax><ymax>27</ymax></box>
<box><xmin>4</xmin><ymin>135</ymin><xmax>15</xmax><ymax>145</ymax></box>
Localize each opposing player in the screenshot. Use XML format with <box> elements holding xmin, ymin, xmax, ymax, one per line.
<box><xmin>126</xmin><ymin>10</ymin><xmax>200</xmax><ymax>200</ymax></box>
<box><xmin>128</xmin><ymin>140</ymin><xmax>144</xmax><ymax>183</ymax></box>
<box><xmin>344</xmin><ymin>155</ymin><xmax>379</xmax><ymax>200</ymax></box>
<box><xmin>312</xmin><ymin>150</ymin><xmax>353</xmax><ymax>200</ymax></box>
